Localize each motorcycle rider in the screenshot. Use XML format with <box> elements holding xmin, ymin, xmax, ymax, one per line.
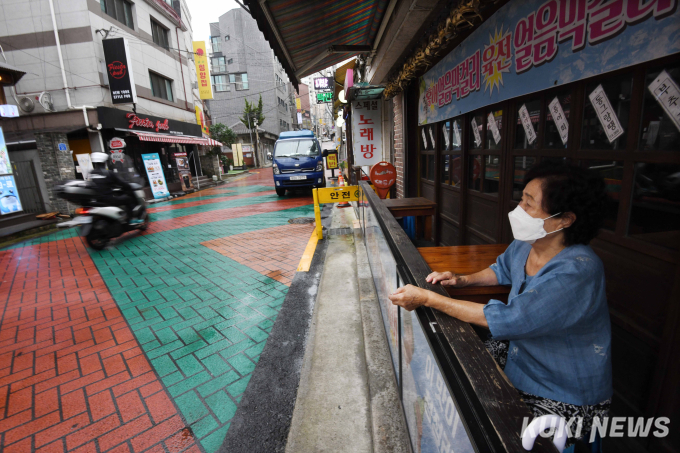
<box><xmin>89</xmin><ymin>152</ymin><xmax>143</xmax><ymax>225</ymax></box>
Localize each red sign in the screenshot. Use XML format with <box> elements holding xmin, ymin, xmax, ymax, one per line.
<box><xmin>126</xmin><ymin>113</ymin><xmax>170</xmax><ymax>133</ymax></box>
<box><xmin>107</xmin><ymin>61</ymin><xmax>127</xmax><ymax>79</ymax></box>
<box><xmin>369</xmin><ymin>161</ymin><xmax>396</xmax><ymax>199</ymax></box>
<box><xmin>109</xmin><ymin>137</ymin><xmax>126</xmax><ymax>149</ymax></box>
<box><xmin>173</xmin><ymin>153</ymin><xmax>187</xmax><ymax>157</ymax></box>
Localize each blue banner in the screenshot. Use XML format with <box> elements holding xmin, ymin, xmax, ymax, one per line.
<box><xmin>142</xmin><ymin>153</ymin><xmax>170</xmax><ymax>199</ymax></box>
<box><xmin>0</xmin><ymin>175</ymin><xmax>23</xmax><ymax>215</ymax></box>
<box><xmin>419</xmin><ymin>0</ymin><xmax>680</xmax><ymax>124</ymax></box>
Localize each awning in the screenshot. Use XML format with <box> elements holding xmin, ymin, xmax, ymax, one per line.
<box><xmin>245</xmin><ymin>0</ymin><xmax>388</xmax><ymax>88</ymax></box>
<box><xmin>0</xmin><ymin>61</ymin><xmax>27</xmax><ymax>84</ymax></box>
<box><xmin>126</xmin><ymin>130</ymin><xmax>222</xmax><ymax>146</ymax></box>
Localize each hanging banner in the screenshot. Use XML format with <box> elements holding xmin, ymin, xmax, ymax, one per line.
<box><xmin>195</xmin><ymin>105</ymin><xmax>209</xmax><ymax>135</ymax></box>
<box><xmin>352</xmin><ymin>100</ymin><xmax>382</xmax><ymax>166</ymax></box>
<box><xmin>0</xmin><ymin>127</ymin><xmax>11</xmax><ymax>175</ymax></box>
<box><xmin>142</xmin><ymin>153</ymin><xmax>170</xmax><ymax>199</ymax></box>
<box><xmin>193</xmin><ymin>41</ymin><xmax>213</xmax><ymax>100</ymax></box>
<box><xmin>102</xmin><ymin>38</ymin><xmax>138</xmax><ymax>105</ymax></box>
<box><xmin>0</xmin><ymin>175</ymin><xmax>22</xmax><ymax>215</ymax></box>
<box><xmin>419</xmin><ymin>0</ymin><xmax>680</xmax><ymax>124</ymax></box>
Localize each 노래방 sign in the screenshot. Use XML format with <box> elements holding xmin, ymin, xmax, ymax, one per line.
<box><xmin>419</xmin><ymin>0</ymin><xmax>680</xmax><ymax>124</ymax></box>
<box><xmin>352</xmin><ymin>100</ymin><xmax>382</xmax><ymax>166</ymax></box>
<box><xmin>103</xmin><ymin>38</ymin><xmax>138</xmax><ymax>105</ymax></box>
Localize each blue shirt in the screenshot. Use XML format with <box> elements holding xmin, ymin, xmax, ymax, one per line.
<box><xmin>483</xmin><ymin>240</ymin><xmax>613</xmax><ymax>406</ymax></box>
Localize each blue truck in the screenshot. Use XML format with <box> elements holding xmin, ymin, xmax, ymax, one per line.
<box><xmin>272</xmin><ymin>130</ymin><xmax>328</xmax><ymax>196</ymax></box>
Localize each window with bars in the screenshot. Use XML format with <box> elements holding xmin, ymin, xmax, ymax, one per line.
<box><xmin>101</xmin><ymin>0</ymin><xmax>134</xmax><ymax>29</ymax></box>
<box><xmin>149</xmin><ymin>72</ymin><xmax>173</xmax><ymax>101</ymax></box>
<box><xmin>150</xmin><ymin>19</ymin><xmax>169</xmax><ymax>49</ymax></box>
<box><xmin>229</xmin><ymin>73</ymin><xmax>248</xmax><ymax>90</ymax></box>
<box><xmin>211</xmin><ymin>75</ymin><xmax>229</xmax><ymax>92</ymax></box>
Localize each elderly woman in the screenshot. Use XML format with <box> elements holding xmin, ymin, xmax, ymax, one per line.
<box><xmin>389</xmin><ymin>162</ymin><xmax>612</xmax><ymax>448</ymax></box>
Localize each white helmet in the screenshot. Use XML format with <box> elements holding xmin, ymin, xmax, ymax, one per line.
<box><xmin>91</xmin><ymin>152</ymin><xmax>109</xmax><ymax>164</ymax></box>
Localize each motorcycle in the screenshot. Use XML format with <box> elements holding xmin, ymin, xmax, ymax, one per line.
<box><xmin>54</xmin><ymin>180</ymin><xmax>149</xmax><ymax>250</ymax></box>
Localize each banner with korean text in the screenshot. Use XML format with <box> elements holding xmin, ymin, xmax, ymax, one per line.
<box><xmin>352</xmin><ymin>100</ymin><xmax>382</xmax><ymax>166</ymax></box>
<box><xmin>419</xmin><ymin>0</ymin><xmax>680</xmax><ymax>124</ymax></box>
<box><xmin>192</xmin><ymin>41</ymin><xmax>213</xmax><ymax>100</ymax></box>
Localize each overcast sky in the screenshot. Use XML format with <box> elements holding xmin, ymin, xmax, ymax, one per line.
<box><xmin>189</xmin><ymin>0</ymin><xmax>240</xmax><ymax>44</ymax></box>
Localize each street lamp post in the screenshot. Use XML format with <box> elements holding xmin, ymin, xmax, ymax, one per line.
<box><xmin>246</xmin><ymin>114</ymin><xmax>260</xmax><ymax>168</ymax></box>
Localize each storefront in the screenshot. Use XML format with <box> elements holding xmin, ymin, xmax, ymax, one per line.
<box><xmin>393</xmin><ymin>2</ymin><xmax>679</xmax><ymax>451</ymax></box>
<box><xmin>96</xmin><ymin>107</ymin><xmax>219</xmax><ymax>196</ymax></box>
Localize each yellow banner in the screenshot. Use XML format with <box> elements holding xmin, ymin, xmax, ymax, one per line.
<box><xmin>295</xmin><ymin>98</ymin><xmax>301</xmax><ymax>110</ymax></box>
<box><xmin>316</xmin><ymin>186</ymin><xmax>359</xmax><ymax>204</ymax></box>
<box><xmin>192</xmin><ymin>41</ymin><xmax>213</xmax><ymax>100</ymax></box>
<box><xmin>195</xmin><ymin>106</ymin><xmax>209</xmax><ymax>135</ymax></box>
<box><xmin>325</xmin><ymin>153</ymin><xmax>338</xmax><ymax>169</ymax></box>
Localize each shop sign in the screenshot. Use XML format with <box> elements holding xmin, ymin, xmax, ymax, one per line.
<box><xmin>316</xmin><ymin>92</ymin><xmax>333</xmax><ymax>104</ymax></box>
<box><xmin>0</xmin><ymin>105</ymin><xmax>19</xmax><ymax>118</ymax></box>
<box><xmin>314</xmin><ymin>77</ymin><xmax>333</xmax><ymax>92</ymax></box>
<box><xmin>548</xmin><ymin>97</ymin><xmax>569</xmax><ymax>145</ymax></box>
<box><xmin>352</xmin><ymin>100</ymin><xmax>382</xmax><ymax>166</ymax></box>
<box><xmin>326</xmin><ymin>152</ymin><xmax>338</xmax><ymax>169</ymax></box>
<box><xmin>0</xmin><ymin>127</ymin><xmax>12</xmax><ymax>175</ymax></box>
<box><xmin>176</xmin><ymin>155</ymin><xmax>190</xmax><ymax>171</ymax></box>
<box><xmin>192</xmin><ymin>41</ymin><xmax>213</xmax><ymax>100</ymax></box>
<box><xmin>648</xmin><ymin>70</ymin><xmax>680</xmax><ymax>132</ymax></box>
<box><xmin>174</xmin><ymin>152</ymin><xmax>187</xmax><ymax>157</ymax></box>
<box><xmin>195</xmin><ymin>106</ymin><xmax>209</xmax><ymax>135</ymax></box>
<box><xmin>126</xmin><ymin>113</ymin><xmax>169</xmax><ymax>133</ymax></box>
<box><xmin>102</xmin><ymin>38</ymin><xmax>137</xmax><ymax>105</ymax></box>
<box><xmin>109</xmin><ymin>137</ymin><xmax>126</xmax><ymax>149</ymax></box>
<box><xmin>369</xmin><ymin>161</ymin><xmax>396</xmax><ymax>199</ymax></box>
<box><xmin>142</xmin><ymin>153</ymin><xmax>169</xmax><ymax>199</ymax></box>
<box><xmin>419</xmin><ymin>0</ymin><xmax>680</xmax><ymax>125</ymax></box>
<box><xmin>588</xmin><ymin>85</ymin><xmax>624</xmax><ymax>143</ymax></box>
<box><xmin>110</xmin><ymin>149</ymin><xmax>125</xmax><ymax>164</ymax></box>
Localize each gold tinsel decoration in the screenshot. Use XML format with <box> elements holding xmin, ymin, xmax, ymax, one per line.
<box><xmin>382</xmin><ymin>0</ymin><xmax>490</xmax><ymax>99</ymax></box>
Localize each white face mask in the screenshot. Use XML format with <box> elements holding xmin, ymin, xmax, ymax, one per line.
<box><xmin>508</xmin><ymin>205</ymin><xmax>563</xmax><ymax>244</ymax></box>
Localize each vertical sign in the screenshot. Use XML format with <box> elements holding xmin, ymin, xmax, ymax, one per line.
<box><xmin>589</xmin><ymin>85</ymin><xmax>624</xmax><ymax>143</ymax></box>
<box><xmin>352</xmin><ymin>100</ymin><xmax>382</xmax><ymax>166</ymax></box>
<box><xmin>193</xmin><ymin>41</ymin><xmax>213</xmax><ymax>100</ymax></box>
<box><xmin>648</xmin><ymin>70</ymin><xmax>680</xmax><ymax>132</ymax></box>
<box><xmin>470</xmin><ymin>118</ymin><xmax>481</xmax><ymax>146</ymax></box>
<box><xmin>0</xmin><ymin>127</ymin><xmax>22</xmax><ymax>215</ymax></box>
<box><xmin>314</xmin><ymin>77</ymin><xmax>333</xmax><ymax>92</ymax></box>
<box><xmin>195</xmin><ymin>106</ymin><xmax>209</xmax><ymax>135</ymax></box>
<box><xmin>102</xmin><ymin>38</ymin><xmax>137</xmax><ymax>104</ymax></box>
<box><xmin>518</xmin><ymin>104</ymin><xmax>537</xmax><ymax>144</ymax></box>
<box><xmin>142</xmin><ymin>153</ymin><xmax>169</xmax><ymax>199</ymax></box>
<box><xmin>487</xmin><ymin>112</ymin><xmax>501</xmax><ymax>144</ymax></box>
<box><xmin>548</xmin><ymin>97</ymin><xmax>569</xmax><ymax>145</ymax></box>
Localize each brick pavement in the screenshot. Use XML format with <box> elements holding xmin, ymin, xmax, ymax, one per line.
<box><xmin>0</xmin><ymin>169</ymin><xmax>317</xmax><ymax>452</ymax></box>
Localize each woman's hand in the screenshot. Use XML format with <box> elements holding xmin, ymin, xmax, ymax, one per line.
<box><xmin>426</xmin><ymin>271</ymin><xmax>469</xmax><ymax>287</ymax></box>
<box><xmin>389</xmin><ymin>285</ymin><xmax>431</xmax><ymax>311</ymax></box>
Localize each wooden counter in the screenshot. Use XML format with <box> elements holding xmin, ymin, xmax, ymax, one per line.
<box><xmin>418</xmin><ymin>244</ymin><xmax>511</xmax><ymax>303</ymax></box>
<box><xmin>383</xmin><ymin>197</ymin><xmax>436</xmax><ymax>240</ymax></box>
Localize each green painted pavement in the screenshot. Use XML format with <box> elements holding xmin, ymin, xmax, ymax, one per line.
<box><xmin>87</xmin><ymin>201</ymin><xmax>314</xmax><ymax>452</ymax></box>
<box><xmin>148</xmin><ymin>192</ymin><xmax>284</xmax><ymax>222</ymax></box>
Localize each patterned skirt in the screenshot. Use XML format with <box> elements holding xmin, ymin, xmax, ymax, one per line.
<box><xmin>484</xmin><ymin>339</ymin><xmax>610</xmax><ymax>447</ymax></box>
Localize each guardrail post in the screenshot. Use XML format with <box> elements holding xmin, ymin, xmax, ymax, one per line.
<box><xmin>313</xmin><ymin>188</ymin><xmax>323</xmax><ymax>240</ymax></box>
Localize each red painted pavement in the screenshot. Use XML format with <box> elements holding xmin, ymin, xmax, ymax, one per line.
<box><xmin>0</xmin><ymin>238</ymin><xmax>199</xmax><ymax>453</ymax></box>
<box><xmin>147</xmin><ymin>190</ymin><xmax>276</xmax><ymax>214</ymax></box>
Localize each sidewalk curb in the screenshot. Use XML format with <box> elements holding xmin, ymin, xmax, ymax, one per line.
<box><xmin>217</xmin><ymin>203</ymin><xmax>333</xmax><ymax>453</ymax></box>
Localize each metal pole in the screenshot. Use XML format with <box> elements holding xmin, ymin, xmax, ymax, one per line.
<box><xmin>191</xmin><ymin>148</ymin><xmax>200</xmax><ymax>189</ymax></box>
<box><xmin>247</xmin><ymin>115</ymin><xmax>255</xmax><ymax>169</ymax></box>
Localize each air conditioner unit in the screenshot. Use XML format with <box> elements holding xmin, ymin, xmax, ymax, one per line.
<box><xmin>38</xmin><ymin>91</ymin><xmax>55</xmax><ymax>112</ymax></box>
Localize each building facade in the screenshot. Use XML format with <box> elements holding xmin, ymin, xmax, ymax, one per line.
<box><xmin>206</xmin><ymin>8</ymin><xmax>292</xmax><ymax>165</ymax></box>
<box><xmin>0</xmin><ymin>0</ymin><xmax>209</xmax><ymax>217</ymax></box>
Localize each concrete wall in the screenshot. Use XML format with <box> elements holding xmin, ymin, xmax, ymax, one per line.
<box><xmin>34</xmin><ymin>132</ymin><xmax>77</xmax><ymax>214</ymax></box>
<box><xmin>0</xmin><ymin>0</ymin><xmax>196</xmax><ymax>123</ymax></box>
<box><xmin>206</xmin><ymin>8</ymin><xmax>291</xmax><ymax>141</ymax></box>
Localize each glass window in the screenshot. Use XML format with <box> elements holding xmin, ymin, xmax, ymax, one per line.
<box><xmin>151</xmin><ymin>20</ymin><xmax>169</xmax><ymax>49</ymax></box>
<box><xmin>211</xmin><ymin>57</ymin><xmax>226</xmax><ymax>73</ymax></box>
<box><xmin>442</xmin><ymin>154</ymin><xmax>450</xmax><ymax>184</ymax></box>
<box><xmin>227</xmin><ymin>58</ymin><xmax>233</xmax><ymax>64</ymax></box>
<box><xmin>442</xmin><ymin>121</ymin><xmax>452</xmax><ymax>151</ymax></box>
<box><xmin>420</xmin><ymin>154</ymin><xmax>427</xmax><ymax>179</ymax></box>
<box><xmin>469</xmin><ymin>155</ymin><xmax>482</xmax><ymax>192</ymax></box>
<box><xmin>451</xmin><ymin>118</ymin><xmax>463</xmax><ymax>151</ymax></box>
<box><xmin>484</xmin><ymin>155</ymin><xmax>500</xmax><ymax>195</ymax></box>
<box><xmin>486</xmin><ymin>109</ymin><xmax>503</xmax><ymax>150</ymax></box>
<box><xmin>210</xmin><ymin>36</ymin><xmax>221</xmax><ymax>52</ymax></box>
<box><xmin>628</xmin><ymin>163</ymin><xmax>680</xmax><ymax>250</ymax></box>
<box><xmin>513</xmin><ymin>156</ymin><xmax>537</xmax><ymax>201</ymax></box>
<box><xmin>102</xmin><ymin>0</ymin><xmax>134</xmax><ymax>29</ymax></box>
<box><xmin>581</xmin><ymin>160</ymin><xmax>623</xmax><ymax>231</ymax></box>
<box><xmin>427</xmin><ymin>155</ymin><xmax>435</xmax><ymax>181</ymax></box>
<box><xmin>229</xmin><ymin>73</ymin><xmax>248</xmax><ymax>90</ymax></box>
<box><xmin>225</xmin><ymin>35</ymin><xmax>230</xmax><ymax>41</ymax></box>
<box><xmin>211</xmin><ymin>75</ymin><xmax>229</xmax><ymax>92</ymax></box>
<box><xmin>470</xmin><ymin>113</ymin><xmax>484</xmax><ymax>150</ymax></box>
<box><xmin>546</xmin><ymin>92</ymin><xmax>571</xmax><ymax>149</ymax></box>
<box><xmin>582</xmin><ymin>74</ymin><xmax>633</xmax><ymax>150</ymax></box>
<box><xmin>149</xmin><ymin>72</ymin><xmax>173</xmax><ymax>101</ymax></box>
<box><xmin>639</xmin><ymin>64</ymin><xmax>680</xmax><ymax>151</ymax></box>
<box><xmin>515</xmin><ymin>99</ymin><xmax>541</xmax><ymax>149</ymax></box>
<box><xmin>123</xmin><ymin>1</ymin><xmax>133</xmax><ymax>29</ymax></box>
<box><xmin>451</xmin><ymin>154</ymin><xmax>462</xmax><ymax>187</ymax></box>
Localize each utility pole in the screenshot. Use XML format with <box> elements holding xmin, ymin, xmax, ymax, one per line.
<box><xmin>246</xmin><ymin>115</ymin><xmax>259</xmax><ymax>168</ymax></box>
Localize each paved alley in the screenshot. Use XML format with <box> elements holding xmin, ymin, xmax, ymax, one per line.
<box><xmin>0</xmin><ymin>169</ymin><xmax>316</xmax><ymax>453</ymax></box>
